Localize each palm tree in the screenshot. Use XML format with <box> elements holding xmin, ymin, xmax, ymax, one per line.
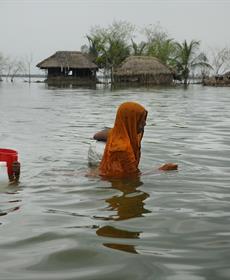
<box><xmin>85</xmin><ymin>22</ymin><xmax>133</xmax><ymax>83</ymax></box>
<box><xmin>86</xmin><ymin>35</ymin><xmax>105</xmax><ymax>66</ymax></box>
<box><xmin>104</xmin><ymin>38</ymin><xmax>130</xmax><ymax>83</ymax></box>
<box><xmin>174</xmin><ymin>40</ymin><xmax>211</xmax><ymax>85</ymax></box>
<box><xmin>130</xmin><ymin>39</ymin><xmax>147</xmax><ymax>56</ymax></box>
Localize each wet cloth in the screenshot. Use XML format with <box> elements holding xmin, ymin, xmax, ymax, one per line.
<box><xmin>99</xmin><ymin>102</ymin><xmax>147</xmax><ymax>178</ymax></box>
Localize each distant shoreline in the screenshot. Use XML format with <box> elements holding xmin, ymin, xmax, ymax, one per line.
<box><xmin>1</xmin><ymin>74</ymin><xmax>46</xmax><ymax>78</ymax></box>
<box><xmin>0</xmin><ymin>74</ymin><xmax>204</xmax><ymax>85</ymax></box>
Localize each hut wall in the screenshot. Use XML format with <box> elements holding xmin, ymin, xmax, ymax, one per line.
<box><xmin>48</xmin><ymin>68</ymin><xmax>62</xmax><ymax>77</ymax></box>
<box><xmin>47</xmin><ymin>68</ymin><xmax>96</xmax><ymax>80</ymax></box>
<box><xmin>114</xmin><ymin>73</ymin><xmax>173</xmax><ymax>85</ymax></box>
<box><xmin>72</xmin><ymin>69</ymin><xmax>94</xmax><ymax>77</ymax></box>
<box><xmin>46</xmin><ymin>71</ymin><xmax>98</xmax><ymax>86</ymax></box>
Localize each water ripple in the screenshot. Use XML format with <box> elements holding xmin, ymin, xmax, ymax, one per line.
<box><xmin>0</xmin><ymin>84</ymin><xmax>230</xmax><ymax>279</ymax></box>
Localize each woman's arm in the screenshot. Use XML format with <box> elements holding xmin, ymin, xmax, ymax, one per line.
<box><xmin>142</xmin><ymin>163</ymin><xmax>178</xmax><ymax>176</ymax></box>
<box><xmin>93</xmin><ymin>128</ymin><xmax>110</xmax><ymax>142</ymax></box>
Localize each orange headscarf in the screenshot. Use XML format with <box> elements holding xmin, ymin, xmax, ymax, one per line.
<box><xmin>99</xmin><ymin>102</ymin><xmax>147</xmax><ymax>178</ymax></box>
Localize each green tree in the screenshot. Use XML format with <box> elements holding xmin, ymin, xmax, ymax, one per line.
<box><xmin>83</xmin><ymin>21</ymin><xmax>135</xmax><ymax>83</ymax></box>
<box><xmin>104</xmin><ymin>37</ymin><xmax>130</xmax><ymax>83</ymax></box>
<box><xmin>142</xmin><ymin>23</ymin><xmax>176</xmax><ymax>65</ymax></box>
<box><xmin>174</xmin><ymin>40</ymin><xmax>211</xmax><ymax>85</ymax></box>
<box><xmin>83</xmin><ymin>34</ymin><xmax>106</xmax><ymax>66</ymax></box>
<box><xmin>147</xmin><ymin>39</ymin><xmax>177</xmax><ymax>65</ymax></box>
<box><xmin>142</xmin><ymin>22</ymin><xmax>168</xmax><ymax>44</ymax></box>
<box><xmin>130</xmin><ymin>39</ymin><xmax>147</xmax><ymax>56</ymax></box>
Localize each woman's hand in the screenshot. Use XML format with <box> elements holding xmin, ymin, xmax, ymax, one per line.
<box><xmin>158</xmin><ymin>163</ymin><xmax>178</xmax><ymax>171</ymax></box>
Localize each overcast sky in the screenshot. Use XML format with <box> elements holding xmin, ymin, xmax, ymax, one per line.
<box><xmin>1</xmin><ymin>0</ymin><xmax>230</xmax><ymax>73</ymax></box>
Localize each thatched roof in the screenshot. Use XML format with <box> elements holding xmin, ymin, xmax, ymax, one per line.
<box><xmin>37</xmin><ymin>51</ymin><xmax>98</xmax><ymax>69</ymax></box>
<box><xmin>114</xmin><ymin>56</ymin><xmax>173</xmax><ymax>76</ymax></box>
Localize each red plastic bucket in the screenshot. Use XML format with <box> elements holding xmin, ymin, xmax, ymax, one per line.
<box><xmin>0</xmin><ymin>148</ymin><xmax>18</xmax><ymax>177</ymax></box>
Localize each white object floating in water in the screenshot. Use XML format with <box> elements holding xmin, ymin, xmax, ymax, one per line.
<box><xmin>88</xmin><ymin>140</ymin><xmax>105</xmax><ymax>166</ymax></box>
<box><xmin>0</xmin><ymin>161</ymin><xmax>9</xmax><ymax>186</ymax></box>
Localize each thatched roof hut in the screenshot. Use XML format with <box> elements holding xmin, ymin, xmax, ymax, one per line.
<box><xmin>37</xmin><ymin>51</ymin><xmax>97</xmax><ymax>70</ymax></box>
<box><xmin>114</xmin><ymin>56</ymin><xmax>173</xmax><ymax>85</ymax></box>
<box><xmin>37</xmin><ymin>51</ymin><xmax>98</xmax><ymax>84</ymax></box>
<box><xmin>203</xmin><ymin>70</ymin><xmax>230</xmax><ymax>87</ymax></box>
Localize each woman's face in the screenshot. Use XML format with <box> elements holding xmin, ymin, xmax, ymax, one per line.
<box><xmin>137</xmin><ymin>111</ymin><xmax>147</xmax><ymax>133</ymax></box>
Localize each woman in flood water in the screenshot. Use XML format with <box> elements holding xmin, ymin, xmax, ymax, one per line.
<box><xmin>93</xmin><ymin>101</ymin><xmax>177</xmax><ymax>178</ymax></box>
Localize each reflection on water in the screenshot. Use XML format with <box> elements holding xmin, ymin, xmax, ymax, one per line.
<box><xmin>0</xmin><ymin>82</ymin><xmax>230</xmax><ymax>280</ymax></box>
<box><xmin>46</xmin><ymin>81</ymin><xmax>97</xmax><ymax>90</ymax></box>
<box><xmin>96</xmin><ymin>177</ymin><xmax>150</xmax><ymax>254</ymax></box>
<box><xmin>97</xmin><ymin>177</ymin><xmax>150</xmax><ymax>221</ymax></box>
<box><xmin>97</xmin><ymin>225</ymin><xmax>140</xmax><ymax>239</ymax></box>
<box><xmin>0</xmin><ymin>185</ymin><xmax>21</xmax><ymax>218</ymax></box>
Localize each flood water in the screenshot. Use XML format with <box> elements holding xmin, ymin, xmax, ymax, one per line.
<box><xmin>0</xmin><ymin>80</ymin><xmax>230</xmax><ymax>280</ymax></box>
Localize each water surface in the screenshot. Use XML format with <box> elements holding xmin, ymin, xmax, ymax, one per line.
<box><xmin>0</xmin><ymin>81</ymin><xmax>230</xmax><ymax>280</ymax></box>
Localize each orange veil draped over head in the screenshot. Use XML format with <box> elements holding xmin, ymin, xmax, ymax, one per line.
<box><xmin>99</xmin><ymin>102</ymin><xmax>147</xmax><ymax>178</ymax></box>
